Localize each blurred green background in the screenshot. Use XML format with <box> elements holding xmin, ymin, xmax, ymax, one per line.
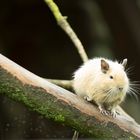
<box><xmin>0</xmin><ymin>0</ymin><xmax>140</xmax><ymax>139</ymax></box>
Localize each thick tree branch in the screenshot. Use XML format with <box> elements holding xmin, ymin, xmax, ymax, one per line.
<box><xmin>0</xmin><ymin>54</ymin><xmax>140</xmax><ymax>138</ymax></box>
<box><xmin>44</xmin><ymin>0</ymin><xmax>88</xmax><ymax>63</ymax></box>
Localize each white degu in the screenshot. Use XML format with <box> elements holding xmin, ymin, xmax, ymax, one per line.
<box><xmin>73</xmin><ymin>58</ymin><xmax>129</xmax><ymax>117</ymax></box>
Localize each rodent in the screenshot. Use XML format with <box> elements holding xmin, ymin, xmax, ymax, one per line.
<box><xmin>73</xmin><ymin>58</ymin><xmax>129</xmax><ymax>117</ymax></box>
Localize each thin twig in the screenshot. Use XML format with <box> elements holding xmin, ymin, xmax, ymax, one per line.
<box><xmin>44</xmin><ymin>0</ymin><xmax>88</xmax><ymax>63</ymax></box>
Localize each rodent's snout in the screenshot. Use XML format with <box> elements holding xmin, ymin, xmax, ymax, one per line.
<box><xmin>118</xmin><ymin>87</ymin><xmax>123</xmax><ymax>91</ymax></box>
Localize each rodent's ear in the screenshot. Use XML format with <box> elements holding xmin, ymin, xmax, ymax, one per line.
<box><xmin>101</xmin><ymin>59</ymin><xmax>109</xmax><ymax>73</ymax></box>
<box><xmin>122</xmin><ymin>58</ymin><xmax>127</xmax><ymax>69</ymax></box>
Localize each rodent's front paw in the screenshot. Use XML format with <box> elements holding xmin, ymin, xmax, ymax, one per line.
<box><xmin>98</xmin><ymin>106</ymin><xmax>119</xmax><ymax>118</ymax></box>
<box><xmin>84</xmin><ymin>96</ymin><xmax>92</xmax><ymax>102</ymax></box>
<box><xmin>98</xmin><ymin>106</ymin><xmax>110</xmax><ymax>116</ymax></box>
<box><xmin>110</xmin><ymin>110</ymin><xmax>117</xmax><ymax>118</ymax></box>
<box><xmin>108</xmin><ymin>110</ymin><xmax>120</xmax><ymax>118</ymax></box>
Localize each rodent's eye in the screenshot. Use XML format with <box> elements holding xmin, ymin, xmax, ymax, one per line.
<box><xmin>110</xmin><ymin>75</ymin><xmax>113</xmax><ymax>79</ymax></box>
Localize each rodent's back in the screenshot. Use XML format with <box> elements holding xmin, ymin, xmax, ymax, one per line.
<box><xmin>73</xmin><ymin>58</ymin><xmax>104</xmax><ymax>97</ymax></box>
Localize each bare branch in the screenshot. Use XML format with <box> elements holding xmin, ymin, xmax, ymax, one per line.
<box><xmin>44</xmin><ymin>0</ymin><xmax>88</xmax><ymax>63</ymax></box>
<box><xmin>0</xmin><ymin>54</ymin><xmax>140</xmax><ymax>138</ymax></box>
<box><xmin>47</xmin><ymin>79</ymin><xmax>73</xmax><ymax>90</ymax></box>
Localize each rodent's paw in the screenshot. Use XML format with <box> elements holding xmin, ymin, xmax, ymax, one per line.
<box><xmin>98</xmin><ymin>106</ymin><xmax>110</xmax><ymax>116</ymax></box>
<box><xmin>109</xmin><ymin>110</ymin><xmax>117</xmax><ymax>118</ymax></box>
<box><xmin>98</xmin><ymin>106</ymin><xmax>119</xmax><ymax>118</ymax></box>
<box><xmin>109</xmin><ymin>110</ymin><xmax>120</xmax><ymax>118</ymax></box>
<box><xmin>84</xmin><ymin>96</ymin><xmax>92</xmax><ymax>102</ymax></box>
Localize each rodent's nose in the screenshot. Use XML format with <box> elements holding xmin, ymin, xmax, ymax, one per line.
<box><xmin>118</xmin><ymin>87</ymin><xmax>123</xmax><ymax>91</ymax></box>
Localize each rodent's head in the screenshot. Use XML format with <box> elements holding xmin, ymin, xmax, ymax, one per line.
<box><xmin>99</xmin><ymin>58</ymin><xmax>129</xmax><ymax>96</ymax></box>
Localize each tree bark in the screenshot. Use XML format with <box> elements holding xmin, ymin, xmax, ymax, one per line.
<box><xmin>0</xmin><ymin>53</ymin><xmax>140</xmax><ymax>138</ymax></box>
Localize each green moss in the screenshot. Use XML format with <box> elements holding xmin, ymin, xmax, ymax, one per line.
<box><xmin>129</xmin><ymin>136</ymin><xmax>135</xmax><ymax>140</ymax></box>
<box><xmin>54</xmin><ymin>114</ymin><xmax>65</xmax><ymax>122</ymax></box>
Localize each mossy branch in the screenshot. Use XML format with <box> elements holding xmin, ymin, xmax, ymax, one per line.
<box><xmin>0</xmin><ymin>54</ymin><xmax>140</xmax><ymax>138</ymax></box>
<box><xmin>44</xmin><ymin>0</ymin><xmax>88</xmax><ymax>63</ymax></box>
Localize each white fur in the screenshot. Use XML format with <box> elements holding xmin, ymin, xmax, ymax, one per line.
<box><xmin>73</xmin><ymin>58</ymin><xmax>129</xmax><ymax>111</ymax></box>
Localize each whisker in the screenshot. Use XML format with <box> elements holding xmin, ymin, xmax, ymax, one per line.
<box><xmin>128</xmin><ymin>87</ymin><xmax>139</xmax><ymax>101</ymax></box>
<box><xmin>129</xmin><ymin>86</ymin><xmax>139</xmax><ymax>93</ymax></box>
<box><xmin>129</xmin><ymin>81</ymin><xmax>140</xmax><ymax>93</ymax></box>
<box><xmin>103</xmin><ymin>89</ymin><xmax>113</xmax><ymax>102</ymax></box>
<box><xmin>125</xmin><ymin>66</ymin><xmax>135</xmax><ymax>76</ymax></box>
<box><xmin>129</xmin><ymin>87</ymin><xmax>140</xmax><ymax>95</ymax></box>
<box><xmin>129</xmin><ymin>84</ymin><xmax>140</xmax><ymax>89</ymax></box>
<box><xmin>130</xmin><ymin>81</ymin><xmax>140</xmax><ymax>84</ymax></box>
<box><xmin>126</xmin><ymin>66</ymin><xmax>134</xmax><ymax>72</ymax></box>
<box><xmin>128</xmin><ymin>92</ymin><xmax>138</xmax><ymax>101</ymax></box>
